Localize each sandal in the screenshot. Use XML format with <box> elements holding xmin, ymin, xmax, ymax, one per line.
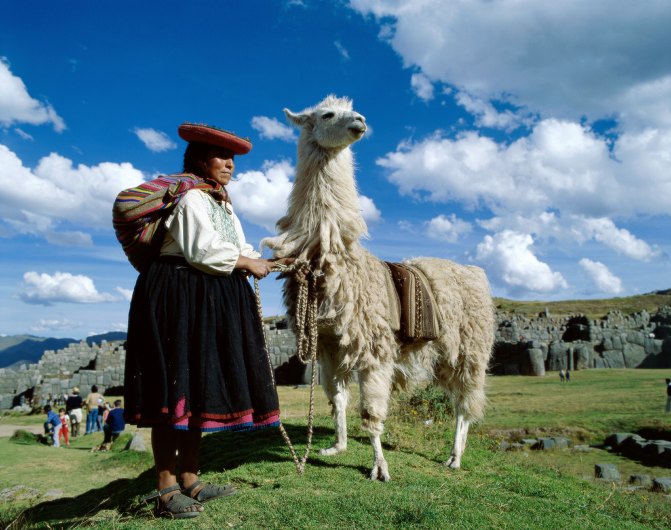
<box><xmin>182</xmin><ymin>479</ymin><xmax>236</xmax><ymax>503</ymax></box>
<box><xmin>143</xmin><ymin>484</ymin><xmax>203</xmax><ymax>519</ymax></box>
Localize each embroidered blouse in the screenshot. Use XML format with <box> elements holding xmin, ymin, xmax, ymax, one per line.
<box><xmin>160</xmin><ymin>190</ymin><xmax>260</xmax><ymax>274</ymax></box>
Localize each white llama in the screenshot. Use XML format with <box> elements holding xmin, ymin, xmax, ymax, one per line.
<box><xmin>263</xmin><ymin>95</ymin><xmax>494</xmax><ymax>481</ymax></box>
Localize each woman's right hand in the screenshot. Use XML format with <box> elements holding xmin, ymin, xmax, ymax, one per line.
<box><xmin>235</xmin><ymin>256</ymin><xmax>276</xmax><ymax>279</ymax></box>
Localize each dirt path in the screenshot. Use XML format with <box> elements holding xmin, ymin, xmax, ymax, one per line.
<box><xmin>0</xmin><ymin>424</ymin><xmax>43</xmax><ymax>437</ymax></box>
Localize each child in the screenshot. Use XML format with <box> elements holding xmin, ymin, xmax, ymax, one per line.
<box><xmin>43</xmin><ymin>405</ymin><xmax>62</xmax><ymax>448</ymax></box>
<box><xmin>58</xmin><ymin>408</ymin><xmax>70</xmax><ymax>446</ymax></box>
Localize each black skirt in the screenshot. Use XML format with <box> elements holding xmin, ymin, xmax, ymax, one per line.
<box><xmin>124</xmin><ymin>257</ymin><xmax>280</xmax><ymax>432</ymax></box>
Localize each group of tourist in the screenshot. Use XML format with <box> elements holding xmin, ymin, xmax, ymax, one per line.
<box><xmin>43</xmin><ymin>386</ymin><xmax>125</xmax><ymax>448</ymax></box>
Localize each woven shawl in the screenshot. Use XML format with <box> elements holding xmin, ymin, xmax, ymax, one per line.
<box><xmin>112</xmin><ymin>173</ymin><xmax>225</xmax><ymax>272</ymax></box>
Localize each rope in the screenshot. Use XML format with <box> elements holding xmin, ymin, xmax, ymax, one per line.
<box><xmin>254</xmin><ymin>260</ymin><xmax>320</xmax><ymax>475</ymax></box>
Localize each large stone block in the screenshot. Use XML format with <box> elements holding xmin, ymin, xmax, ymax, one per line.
<box><xmin>604</xmin><ymin>432</ymin><xmax>635</xmax><ymax>449</ymax></box>
<box><xmin>573</xmin><ymin>343</ymin><xmax>591</xmax><ymax>370</ymax></box>
<box><xmin>602</xmin><ymin>350</ymin><xmax>626</xmax><ymax>368</ymax></box>
<box><xmin>622</xmin><ymin>343</ymin><xmax>647</xmax><ymax>368</ymax></box>
<box><xmin>652</xmin><ymin>478</ymin><xmax>671</xmax><ymax>493</ymax></box>
<box><xmin>595</xmin><ymin>463</ymin><xmax>620</xmax><ymax>481</ymax></box>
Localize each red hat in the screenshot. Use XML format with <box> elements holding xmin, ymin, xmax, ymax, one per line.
<box><xmin>178</xmin><ymin>122</ymin><xmax>252</xmax><ymax>155</ymax></box>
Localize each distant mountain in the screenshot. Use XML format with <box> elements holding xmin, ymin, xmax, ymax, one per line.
<box><xmin>86</xmin><ymin>331</ymin><xmax>127</xmax><ymax>346</ymax></box>
<box><xmin>0</xmin><ymin>331</ymin><xmax>128</xmax><ymax>369</ymax></box>
<box><xmin>0</xmin><ymin>336</ymin><xmax>77</xmax><ymax>369</ymax></box>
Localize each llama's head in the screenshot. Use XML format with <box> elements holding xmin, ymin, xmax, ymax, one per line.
<box><xmin>284</xmin><ymin>95</ymin><xmax>366</xmax><ymax>150</ymax></box>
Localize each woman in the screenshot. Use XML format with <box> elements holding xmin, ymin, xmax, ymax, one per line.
<box><xmin>124</xmin><ymin>123</ymin><xmax>286</xmax><ymax>519</ymax></box>
<box><xmin>65</xmin><ymin>387</ymin><xmax>83</xmax><ymax>437</ymax></box>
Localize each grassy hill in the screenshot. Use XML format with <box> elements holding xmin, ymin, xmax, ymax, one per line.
<box><xmin>494</xmin><ymin>291</ymin><xmax>671</xmax><ymax>320</ymax></box>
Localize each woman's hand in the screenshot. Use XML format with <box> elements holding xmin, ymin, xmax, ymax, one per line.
<box><xmin>235</xmin><ymin>256</ymin><xmax>276</xmax><ymax>279</ymax></box>
<box><xmin>271</xmin><ymin>257</ymin><xmax>296</xmax><ymax>267</ymax></box>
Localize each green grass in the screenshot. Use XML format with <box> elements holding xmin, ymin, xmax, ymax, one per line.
<box><xmin>1</xmin><ymin>372</ymin><xmax>671</xmax><ymax>529</ymax></box>
<box><xmin>494</xmin><ymin>293</ymin><xmax>671</xmax><ymax>320</ymax></box>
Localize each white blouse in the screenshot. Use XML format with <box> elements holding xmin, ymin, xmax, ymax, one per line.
<box><xmin>160</xmin><ymin>190</ymin><xmax>260</xmax><ymax>275</ymax></box>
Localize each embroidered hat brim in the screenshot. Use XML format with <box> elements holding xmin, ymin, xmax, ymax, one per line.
<box><xmin>178</xmin><ymin>123</ymin><xmax>252</xmax><ymax>155</ymax></box>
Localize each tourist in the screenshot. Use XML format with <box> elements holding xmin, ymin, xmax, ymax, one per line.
<box><xmin>122</xmin><ymin>123</ymin><xmax>290</xmax><ymax>519</ymax></box>
<box><xmin>666</xmin><ymin>378</ymin><xmax>671</xmax><ymax>413</ymax></box>
<box><xmin>84</xmin><ymin>385</ymin><xmax>104</xmax><ymax>435</ymax></box>
<box><xmin>101</xmin><ymin>399</ymin><xmax>125</xmax><ymax>448</ymax></box>
<box><xmin>43</xmin><ymin>405</ymin><xmax>61</xmax><ymax>448</ymax></box>
<box><xmin>58</xmin><ymin>408</ymin><xmax>70</xmax><ymax>446</ymax></box>
<box><xmin>96</xmin><ymin>398</ymin><xmax>107</xmax><ymax>432</ymax></box>
<box><xmin>66</xmin><ymin>387</ymin><xmax>83</xmax><ymax>437</ymax></box>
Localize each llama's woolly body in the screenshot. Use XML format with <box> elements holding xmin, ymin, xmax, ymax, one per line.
<box><xmin>263</xmin><ymin>95</ymin><xmax>494</xmax><ymax>480</ymax></box>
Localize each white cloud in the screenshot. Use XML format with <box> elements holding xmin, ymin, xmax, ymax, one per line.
<box><xmin>334</xmin><ymin>40</ymin><xmax>350</xmax><ymax>61</ymax></box>
<box><xmin>579</xmin><ymin>258</ymin><xmax>623</xmax><ymax>294</ymax></box>
<box><xmin>425</xmin><ymin>214</ymin><xmax>471</xmax><ymax>242</ymax></box>
<box><xmin>133</xmin><ymin>127</ymin><xmax>176</xmax><ymax>152</ymax></box>
<box><xmin>349</xmin><ymin>1</ymin><xmax>671</xmax><ymax>130</ymax></box>
<box><xmin>571</xmin><ymin>216</ymin><xmax>660</xmax><ymax>261</ymax></box>
<box><xmin>20</xmin><ymin>271</ymin><xmax>118</xmax><ymax>305</ymax></box>
<box><xmin>475</xmin><ymin>230</ymin><xmax>567</xmax><ymax>295</ymax></box>
<box><xmin>477</xmin><ymin>212</ymin><xmax>660</xmax><ymax>263</ymax></box>
<box><xmin>227</xmin><ymin>160</ymin><xmax>295</xmax><ymax>231</ymax></box>
<box><xmin>410</xmin><ymin>72</ymin><xmax>434</xmax><ymax>102</ymax></box>
<box><xmin>376</xmin><ymin>120</ymin><xmax>671</xmax><ymax>220</ymax></box>
<box><xmin>0</xmin><ymin>58</ymin><xmax>65</xmax><ymax>131</ymax></box>
<box><xmin>455</xmin><ymin>92</ymin><xmax>527</xmax><ymax>131</ymax></box>
<box><xmin>0</xmin><ymin>144</ymin><xmax>145</xmax><ymax>241</ymax></box>
<box><xmin>358</xmin><ymin>194</ymin><xmax>381</xmax><ymax>222</ymax></box>
<box><xmin>251</xmin><ymin>116</ymin><xmax>297</xmax><ymax>142</ymax></box>
<box><xmin>115</xmin><ymin>286</ymin><xmax>133</xmax><ymax>301</ymax></box>
<box><xmin>45</xmin><ymin>231</ymin><xmax>94</xmax><ymax>247</ymax></box>
<box><xmin>30</xmin><ymin>319</ymin><xmax>82</xmax><ymax>333</ymax></box>
<box><xmin>14</xmin><ymin>128</ymin><xmax>33</xmax><ymax>141</ymax></box>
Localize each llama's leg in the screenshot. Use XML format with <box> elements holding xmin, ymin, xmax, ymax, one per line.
<box><xmin>444</xmin><ymin>408</ymin><xmax>470</xmax><ymax>469</ymax></box>
<box><xmin>319</xmin><ymin>353</ymin><xmax>349</xmax><ymax>456</ymax></box>
<box><xmin>439</xmin><ymin>363</ymin><xmax>486</xmax><ymax>470</ymax></box>
<box><xmin>359</xmin><ymin>363</ymin><xmax>394</xmax><ymax>481</ymax></box>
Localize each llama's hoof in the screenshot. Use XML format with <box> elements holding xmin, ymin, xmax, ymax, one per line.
<box><xmin>369</xmin><ymin>460</ymin><xmax>391</xmax><ymax>482</ymax></box>
<box><xmin>320</xmin><ymin>445</ymin><xmax>345</xmax><ymax>456</ymax></box>
<box><xmin>443</xmin><ymin>456</ymin><xmax>461</xmax><ymax>469</ymax></box>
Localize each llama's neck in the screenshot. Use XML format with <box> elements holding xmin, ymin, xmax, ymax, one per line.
<box><xmin>279</xmin><ymin>139</ymin><xmax>367</xmax><ymax>262</ymax></box>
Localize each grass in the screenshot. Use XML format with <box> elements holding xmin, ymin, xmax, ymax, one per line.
<box><xmin>0</xmin><ymin>371</ymin><xmax>670</xmax><ymax>529</ymax></box>
<box><xmin>494</xmin><ymin>293</ymin><xmax>671</xmax><ymax>320</ymax></box>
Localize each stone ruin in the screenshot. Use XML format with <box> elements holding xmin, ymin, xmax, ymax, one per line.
<box><xmin>1</xmin><ymin>307</ymin><xmax>671</xmax><ymax>410</ymax></box>
<box><xmin>0</xmin><ymin>317</ymin><xmax>311</xmax><ymax>411</ymax></box>
<box><xmin>492</xmin><ymin>305</ymin><xmax>671</xmax><ymax>375</ymax></box>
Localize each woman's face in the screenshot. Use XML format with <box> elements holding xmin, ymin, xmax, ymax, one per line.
<box><xmin>203</xmin><ymin>147</ymin><xmax>235</xmax><ymax>186</ymax></box>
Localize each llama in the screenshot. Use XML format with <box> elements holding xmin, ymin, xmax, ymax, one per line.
<box><xmin>263</xmin><ymin>95</ymin><xmax>494</xmax><ymax>481</ymax></box>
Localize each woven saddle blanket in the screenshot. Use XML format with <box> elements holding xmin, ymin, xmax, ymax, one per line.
<box><xmin>383</xmin><ymin>262</ymin><xmax>440</xmax><ymax>341</ymax></box>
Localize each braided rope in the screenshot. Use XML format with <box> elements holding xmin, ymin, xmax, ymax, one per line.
<box><xmin>254</xmin><ymin>260</ymin><xmax>320</xmax><ymax>475</ymax></box>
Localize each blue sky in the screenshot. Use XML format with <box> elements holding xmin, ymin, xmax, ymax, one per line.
<box><xmin>1</xmin><ymin>0</ymin><xmax>670</xmax><ymax>338</ymax></box>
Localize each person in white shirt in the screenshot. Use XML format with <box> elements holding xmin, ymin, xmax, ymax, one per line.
<box><xmin>124</xmin><ymin>124</ymin><xmax>291</xmax><ymax>519</ymax></box>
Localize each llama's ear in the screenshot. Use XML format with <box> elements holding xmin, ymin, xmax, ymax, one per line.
<box><xmin>284</xmin><ymin>108</ymin><xmax>309</xmax><ymax>127</ymax></box>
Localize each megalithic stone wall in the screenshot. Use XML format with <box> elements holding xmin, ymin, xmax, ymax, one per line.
<box><xmin>2</xmin><ymin>307</ymin><xmax>671</xmax><ymax>410</ymax></box>
<box><xmin>491</xmin><ymin>306</ymin><xmax>671</xmax><ymax>375</ymax></box>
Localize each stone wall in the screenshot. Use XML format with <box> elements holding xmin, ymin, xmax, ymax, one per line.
<box><xmin>491</xmin><ymin>306</ymin><xmax>671</xmax><ymax>376</ymax></box>
<box><xmin>2</xmin><ymin>306</ymin><xmax>671</xmax><ymax>409</ymax></box>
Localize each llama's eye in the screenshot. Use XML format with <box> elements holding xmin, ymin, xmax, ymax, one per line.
<box><xmin>322</xmin><ymin>112</ymin><xmax>335</xmax><ymax>120</ymax></box>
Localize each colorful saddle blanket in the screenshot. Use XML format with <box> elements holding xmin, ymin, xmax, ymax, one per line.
<box><xmin>384</xmin><ymin>262</ymin><xmax>440</xmax><ymax>341</ymax></box>
<box><xmin>112</xmin><ymin>173</ymin><xmax>224</xmax><ymax>272</ymax></box>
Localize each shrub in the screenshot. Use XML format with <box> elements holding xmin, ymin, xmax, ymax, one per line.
<box><xmin>9</xmin><ymin>429</ymin><xmax>40</xmax><ymax>445</ymax></box>
<box><xmin>393</xmin><ymin>384</ymin><xmax>453</xmax><ymax>424</ymax></box>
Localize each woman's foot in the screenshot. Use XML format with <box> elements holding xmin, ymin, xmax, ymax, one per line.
<box><xmin>150</xmin><ymin>484</ymin><xmax>204</xmax><ymax>519</ymax></box>
<box><xmin>182</xmin><ymin>479</ymin><xmax>236</xmax><ymax>503</ymax></box>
